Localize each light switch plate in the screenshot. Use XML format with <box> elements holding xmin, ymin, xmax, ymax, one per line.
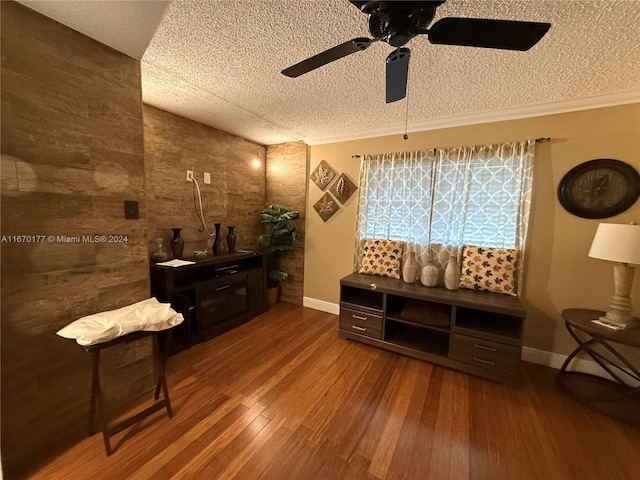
<box><xmin>124</xmin><ymin>200</ymin><xmax>138</xmax><ymax>219</ymax></box>
<box><xmin>204</xmin><ymin>172</ymin><xmax>211</xmax><ymax>184</ymax></box>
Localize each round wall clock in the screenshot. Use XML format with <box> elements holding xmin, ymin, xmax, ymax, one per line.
<box><xmin>558</xmin><ymin>159</ymin><xmax>640</xmax><ymax>219</ymax></box>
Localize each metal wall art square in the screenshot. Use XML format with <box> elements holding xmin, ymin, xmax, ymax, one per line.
<box><xmin>329</xmin><ymin>173</ymin><xmax>357</xmax><ymax>205</ymax></box>
<box><xmin>310</xmin><ymin>160</ymin><xmax>337</xmax><ymax>191</ymax></box>
<box><xmin>313</xmin><ymin>192</ymin><xmax>339</xmax><ymax>222</ymax></box>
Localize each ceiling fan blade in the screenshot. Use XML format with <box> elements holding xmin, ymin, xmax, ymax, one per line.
<box><xmin>348</xmin><ymin>1</ymin><xmax>369</xmax><ymax>9</ymax></box>
<box><xmin>428</xmin><ymin>18</ymin><xmax>551</xmax><ymax>51</ymax></box>
<box><xmin>282</xmin><ymin>38</ymin><xmax>373</xmax><ymax>77</ymax></box>
<box><xmin>386</xmin><ymin>47</ymin><xmax>410</xmax><ymax>103</ymax></box>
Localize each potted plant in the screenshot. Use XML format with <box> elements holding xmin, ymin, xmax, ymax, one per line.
<box><xmin>257</xmin><ymin>204</ymin><xmax>299</xmax><ymax>306</ymax></box>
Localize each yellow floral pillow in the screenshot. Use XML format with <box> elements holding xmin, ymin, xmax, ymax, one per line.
<box><xmin>358</xmin><ymin>239</ymin><xmax>404</xmax><ymax>279</ymax></box>
<box><xmin>459</xmin><ymin>245</ymin><xmax>518</xmax><ymax>295</ymax></box>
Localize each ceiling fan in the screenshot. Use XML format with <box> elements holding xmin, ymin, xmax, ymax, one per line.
<box><xmin>282</xmin><ymin>1</ymin><xmax>551</xmax><ymax>103</ymax></box>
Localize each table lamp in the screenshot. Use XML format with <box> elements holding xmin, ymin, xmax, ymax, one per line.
<box><xmin>588</xmin><ymin>223</ymin><xmax>640</xmax><ymax>329</ymax></box>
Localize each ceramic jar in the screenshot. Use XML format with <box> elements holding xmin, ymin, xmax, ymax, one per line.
<box><xmin>420</xmin><ymin>259</ymin><xmax>439</xmax><ymax>287</ymax></box>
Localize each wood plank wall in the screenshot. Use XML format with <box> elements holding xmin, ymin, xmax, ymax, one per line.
<box><xmin>143</xmin><ymin>105</ymin><xmax>267</xmax><ymax>257</ymax></box>
<box><xmin>1</xmin><ymin>3</ymin><xmax>307</xmax><ymax>477</ymax></box>
<box><xmin>0</xmin><ymin>3</ymin><xmax>151</xmax><ymax>477</ymax></box>
<box><xmin>266</xmin><ymin>142</ymin><xmax>307</xmax><ymax>304</ymax></box>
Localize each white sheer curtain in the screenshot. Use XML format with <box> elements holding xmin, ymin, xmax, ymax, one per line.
<box><xmin>354</xmin><ymin>140</ymin><xmax>535</xmax><ymax>292</ymax></box>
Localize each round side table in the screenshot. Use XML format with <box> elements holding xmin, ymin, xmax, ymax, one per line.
<box><xmin>557</xmin><ymin>308</ymin><xmax>640</xmax><ymax>423</ymax></box>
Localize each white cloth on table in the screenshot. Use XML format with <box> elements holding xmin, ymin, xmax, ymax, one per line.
<box><xmin>155</xmin><ymin>259</ymin><xmax>196</xmax><ymax>267</ymax></box>
<box><xmin>56</xmin><ymin>297</ymin><xmax>184</xmax><ymax>346</ymax></box>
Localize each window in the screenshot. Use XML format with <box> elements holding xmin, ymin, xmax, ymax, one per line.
<box><xmin>355</xmin><ymin>141</ymin><xmax>535</xmax><ymax>286</ymax></box>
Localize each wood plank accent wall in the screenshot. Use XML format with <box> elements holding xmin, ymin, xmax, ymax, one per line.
<box><xmin>143</xmin><ymin>105</ymin><xmax>267</xmax><ymax>258</ymax></box>
<box><xmin>266</xmin><ymin>142</ymin><xmax>308</xmax><ymax>305</ymax></box>
<box><xmin>1</xmin><ymin>3</ymin><xmax>307</xmax><ymax>476</ymax></box>
<box><xmin>1</xmin><ymin>3</ymin><xmax>151</xmax><ymax>477</ymax></box>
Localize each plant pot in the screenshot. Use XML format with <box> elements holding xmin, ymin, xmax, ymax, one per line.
<box><xmin>267</xmin><ymin>285</ymin><xmax>279</xmax><ymax>307</ymax></box>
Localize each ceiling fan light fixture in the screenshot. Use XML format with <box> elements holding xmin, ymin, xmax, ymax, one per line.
<box><xmin>367</xmin><ymin>1</ymin><xmax>440</xmax><ymax>46</ymax></box>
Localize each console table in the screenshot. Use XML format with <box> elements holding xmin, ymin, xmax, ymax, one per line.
<box><xmin>557</xmin><ymin>308</ymin><xmax>640</xmax><ymax>423</ymax></box>
<box><xmin>150</xmin><ymin>251</ymin><xmax>267</xmax><ymax>352</ymax></box>
<box><xmin>339</xmin><ymin>273</ymin><xmax>526</xmax><ymax>385</ymax></box>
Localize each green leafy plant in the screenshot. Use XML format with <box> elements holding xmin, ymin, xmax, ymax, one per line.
<box><xmin>257</xmin><ymin>204</ymin><xmax>299</xmax><ymax>287</ymax></box>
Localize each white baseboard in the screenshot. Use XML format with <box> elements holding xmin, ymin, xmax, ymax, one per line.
<box><xmin>521</xmin><ymin>346</ymin><xmax>568</xmax><ymax>370</ymax></box>
<box><xmin>303</xmin><ymin>298</ymin><xmax>635</xmax><ymax>384</ymax></box>
<box><xmin>522</xmin><ymin>346</ymin><xmax>638</xmax><ymax>384</ymax></box>
<box><xmin>522</xmin><ymin>346</ymin><xmax>603</xmax><ymax>374</ymax></box>
<box><xmin>303</xmin><ymin>297</ymin><xmax>340</xmax><ymax>315</ymax></box>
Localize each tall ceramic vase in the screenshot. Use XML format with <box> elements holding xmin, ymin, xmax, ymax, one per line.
<box><xmin>402</xmin><ymin>251</ymin><xmax>419</xmax><ymax>284</ymax></box>
<box><xmin>226</xmin><ymin>226</ymin><xmax>236</xmax><ymax>253</ymax></box>
<box><xmin>420</xmin><ymin>258</ymin><xmax>439</xmax><ymax>287</ymax></box>
<box><xmin>212</xmin><ymin>223</ymin><xmax>224</xmax><ymax>256</ymax></box>
<box><xmin>170</xmin><ymin>228</ymin><xmax>184</xmax><ymax>259</ymax></box>
<box><xmin>444</xmin><ymin>254</ymin><xmax>460</xmax><ymax>291</ymax></box>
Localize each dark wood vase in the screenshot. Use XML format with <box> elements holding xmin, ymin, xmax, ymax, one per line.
<box><xmin>212</xmin><ymin>223</ymin><xmax>224</xmax><ymax>256</ymax></box>
<box><xmin>226</xmin><ymin>226</ymin><xmax>236</xmax><ymax>253</ymax></box>
<box><xmin>170</xmin><ymin>228</ymin><xmax>184</xmax><ymax>259</ymax></box>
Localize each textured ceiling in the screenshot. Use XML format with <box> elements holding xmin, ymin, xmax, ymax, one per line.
<box><xmin>17</xmin><ymin>1</ymin><xmax>640</xmax><ymax>146</ymax></box>
<box><xmin>18</xmin><ymin>0</ymin><xmax>170</xmax><ymax>59</ymax></box>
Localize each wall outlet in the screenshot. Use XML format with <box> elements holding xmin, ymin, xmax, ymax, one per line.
<box><xmin>186</xmin><ymin>170</ymin><xmax>194</xmax><ymax>182</ymax></box>
<box><xmin>204</xmin><ymin>172</ymin><xmax>211</xmax><ymax>184</ymax></box>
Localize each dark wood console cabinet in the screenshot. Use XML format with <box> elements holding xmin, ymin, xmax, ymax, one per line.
<box><xmin>339</xmin><ymin>273</ymin><xmax>526</xmax><ymax>385</ymax></box>
<box><xmin>150</xmin><ymin>251</ymin><xmax>267</xmax><ymax>352</ymax></box>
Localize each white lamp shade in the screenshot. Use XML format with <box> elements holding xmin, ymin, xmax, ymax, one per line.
<box><xmin>588</xmin><ymin>223</ymin><xmax>640</xmax><ymax>264</ymax></box>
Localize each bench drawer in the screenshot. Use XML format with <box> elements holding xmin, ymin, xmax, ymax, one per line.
<box><xmin>339</xmin><ymin>307</ymin><xmax>383</xmax><ymax>339</ymax></box>
<box><xmin>451</xmin><ymin>334</ymin><xmax>520</xmax><ymax>375</ymax></box>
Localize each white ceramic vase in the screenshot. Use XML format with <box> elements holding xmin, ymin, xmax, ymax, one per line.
<box><xmin>444</xmin><ymin>254</ymin><xmax>460</xmax><ymax>290</ymax></box>
<box><xmin>402</xmin><ymin>251</ymin><xmax>419</xmax><ymax>284</ymax></box>
<box><xmin>420</xmin><ymin>259</ymin><xmax>439</xmax><ymax>287</ymax></box>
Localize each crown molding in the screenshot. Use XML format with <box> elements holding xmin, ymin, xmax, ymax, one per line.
<box><xmin>304</xmin><ymin>89</ymin><xmax>640</xmax><ymax>146</ymax></box>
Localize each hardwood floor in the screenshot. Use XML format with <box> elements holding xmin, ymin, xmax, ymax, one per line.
<box><xmin>27</xmin><ymin>303</ymin><xmax>640</xmax><ymax>480</ymax></box>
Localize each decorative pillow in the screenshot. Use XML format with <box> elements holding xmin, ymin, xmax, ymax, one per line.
<box><xmin>459</xmin><ymin>245</ymin><xmax>518</xmax><ymax>295</ymax></box>
<box><xmin>358</xmin><ymin>239</ymin><xmax>404</xmax><ymax>279</ymax></box>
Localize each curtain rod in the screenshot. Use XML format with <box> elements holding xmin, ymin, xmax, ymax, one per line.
<box><xmin>352</xmin><ymin>137</ymin><xmax>551</xmax><ymax>158</ymax></box>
